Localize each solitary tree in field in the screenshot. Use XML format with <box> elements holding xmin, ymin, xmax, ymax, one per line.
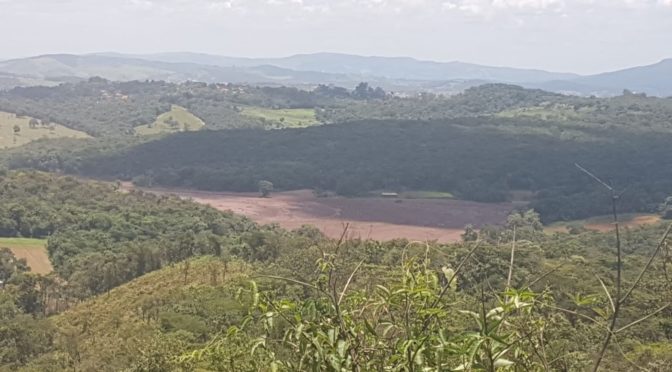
<box><xmin>258</xmin><ymin>180</ymin><xmax>273</xmax><ymax>198</ymax></box>
<box><xmin>13</xmin><ymin>124</ymin><xmax>20</xmax><ymax>144</ymax></box>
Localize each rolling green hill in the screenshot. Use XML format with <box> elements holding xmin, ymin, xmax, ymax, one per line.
<box><xmin>0</xmin><ymin>111</ymin><xmax>89</xmax><ymax>148</ymax></box>
<box><xmin>134</xmin><ymin>105</ymin><xmax>205</xmax><ymax>135</ymax></box>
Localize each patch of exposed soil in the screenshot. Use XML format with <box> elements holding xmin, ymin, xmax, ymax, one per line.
<box><xmin>9</xmin><ymin>247</ymin><xmax>53</xmax><ymax>274</ymax></box>
<box><xmin>130</xmin><ymin>186</ymin><xmax>514</xmax><ymax>243</ymax></box>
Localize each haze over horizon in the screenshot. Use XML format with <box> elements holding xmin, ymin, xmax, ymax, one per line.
<box><xmin>2</xmin><ymin>0</ymin><xmax>671</xmax><ymax>75</ymax></box>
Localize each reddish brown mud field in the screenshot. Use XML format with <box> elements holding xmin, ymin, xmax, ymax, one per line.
<box><xmin>132</xmin><ymin>186</ymin><xmax>514</xmax><ymax>243</ymax></box>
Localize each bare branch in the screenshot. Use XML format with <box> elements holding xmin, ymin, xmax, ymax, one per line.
<box><xmin>592</xmin><ymin>191</ymin><xmax>622</xmax><ymax>372</ymax></box>
<box><xmin>595</xmin><ymin>275</ymin><xmax>615</xmax><ymax>313</ymax></box>
<box><xmin>614</xmin><ymin>303</ymin><xmax>671</xmax><ymax>334</ymax></box>
<box><xmin>506</xmin><ymin>226</ymin><xmax>517</xmax><ymax>290</ymax></box>
<box><xmin>338</xmin><ymin>260</ymin><xmax>364</xmax><ymax>306</ymax></box>
<box><xmin>575</xmin><ymin>163</ymin><xmax>613</xmax><ymax>192</ymax></box>
<box><xmin>526</xmin><ymin>262</ymin><xmax>567</xmax><ymax>288</ymax></box>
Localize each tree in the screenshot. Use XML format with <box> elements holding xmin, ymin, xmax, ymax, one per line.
<box><xmin>0</xmin><ymin>248</ymin><xmax>29</xmax><ymax>284</ymax></box>
<box><xmin>461</xmin><ymin>224</ymin><xmax>478</xmax><ymax>242</ymax></box>
<box><xmin>660</xmin><ymin>196</ymin><xmax>672</xmax><ymax>219</ymax></box>
<box><xmin>28</xmin><ymin>119</ymin><xmax>39</xmax><ymax>129</ymax></box>
<box><xmin>12</xmin><ymin>125</ymin><xmax>21</xmax><ymax>144</ymax></box>
<box><xmin>353</xmin><ymin>82</ymin><xmax>386</xmax><ymax>100</ymax></box>
<box><xmin>353</xmin><ymin>82</ymin><xmax>371</xmax><ymax>100</ymax></box>
<box><xmin>258</xmin><ymin>180</ymin><xmax>273</xmax><ymax>198</ymax></box>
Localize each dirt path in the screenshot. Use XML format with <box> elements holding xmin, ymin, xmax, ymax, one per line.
<box><xmin>130</xmin><ymin>186</ymin><xmax>514</xmax><ymax>243</ymax></box>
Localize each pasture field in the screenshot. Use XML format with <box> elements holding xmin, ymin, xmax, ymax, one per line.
<box><xmin>0</xmin><ymin>111</ymin><xmax>89</xmax><ymax>148</ymax></box>
<box><xmin>496</xmin><ymin>104</ymin><xmax>593</xmax><ymax>121</ymax></box>
<box><xmin>546</xmin><ymin>213</ymin><xmax>662</xmax><ymax>233</ymax></box>
<box><xmin>134</xmin><ymin>105</ymin><xmax>205</xmax><ymax>135</ymax></box>
<box><xmin>399</xmin><ymin>191</ymin><xmax>455</xmax><ymax>199</ymax></box>
<box><xmin>240</xmin><ymin>106</ymin><xmax>319</xmax><ymax>128</ymax></box>
<box><xmin>0</xmin><ymin>237</ymin><xmax>52</xmax><ymax>274</ymax></box>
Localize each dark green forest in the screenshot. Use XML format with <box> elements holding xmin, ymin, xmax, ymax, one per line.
<box><xmin>7</xmin><ymin>117</ymin><xmax>672</xmax><ymax>222</ymax></box>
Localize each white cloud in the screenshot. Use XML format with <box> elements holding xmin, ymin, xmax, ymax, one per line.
<box><xmin>492</xmin><ymin>0</ymin><xmax>564</xmax><ymax>10</ymax></box>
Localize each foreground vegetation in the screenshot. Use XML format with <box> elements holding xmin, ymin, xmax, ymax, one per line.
<box><xmin>0</xmin><ymin>172</ymin><xmax>671</xmax><ymax>371</ymax></box>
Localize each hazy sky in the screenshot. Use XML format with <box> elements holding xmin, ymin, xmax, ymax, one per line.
<box><xmin>1</xmin><ymin>0</ymin><xmax>671</xmax><ymax>74</ymax></box>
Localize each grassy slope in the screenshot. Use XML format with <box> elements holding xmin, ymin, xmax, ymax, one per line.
<box><xmin>134</xmin><ymin>105</ymin><xmax>205</xmax><ymax>135</ymax></box>
<box><xmin>240</xmin><ymin>106</ymin><xmax>318</xmax><ymax>128</ymax></box>
<box><xmin>546</xmin><ymin>213</ymin><xmax>662</xmax><ymax>233</ymax></box>
<box><xmin>23</xmin><ymin>257</ymin><xmax>251</xmax><ymax>371</ymax></box>
<box><xmin>0</xmin><ymin>111</ymin><xmax>89</xmax><ymax>149</ymax></box>
<box><xmin>0</xmin><ymin>237</ymin><xmax>51</xmax><ymax>274</ymax></box>
<box><xmin>399</xmin><ymin>191</ymin><xmax>454</xmax><ymax>199</ymax></box>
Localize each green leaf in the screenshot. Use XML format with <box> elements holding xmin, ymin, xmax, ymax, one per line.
<box><xmin>364</xmin><ymin>318</ymin><xmax>377</xmax><ymax>336</ymax></box>
<box><xmin>493</xmin><ymin>358</ymin><xmax>514</xmax><ymax>368</ymax></box>
<box><xmin>250</xmin><ymin>336</ymin><xmax>266</xmax><ymax>355</ymax></box>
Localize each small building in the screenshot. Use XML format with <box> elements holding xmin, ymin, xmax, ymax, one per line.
<box><xmin>381</xmin><ymin>192</ymin><xmax>399</xmax><ymax>198</ymax></box>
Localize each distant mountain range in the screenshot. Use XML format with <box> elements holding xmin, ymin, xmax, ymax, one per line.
<box><xmin>0</xmin><ymin>52</ymin><xmax>670</xmax><ymax>96</ymax></box>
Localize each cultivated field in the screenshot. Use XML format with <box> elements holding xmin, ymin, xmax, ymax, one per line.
<box><xmin>241</xmin><ymin>106</ymin><xmax>319</xmax><ymax>128</ymax></box>
<box><xmin>0</xmin><ymin>237</ymin><xmax>52</xmax><ymax>274</ymax></box>
<box><xmin>134</xmin><ymin>105</ymin><xmax>205</xmax><ymax>135</ymax></box>
<box><xmin>0</xmin><ymin>111</ymin><xmax>89</xmax><ymax>148</ymax></box>
<box><xmin>131</xmin><ymin>187</ymin><xmax>514</xmax><ymax>243</ymax></box>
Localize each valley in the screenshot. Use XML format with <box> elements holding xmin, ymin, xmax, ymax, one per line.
<box><xmin>124</xmin><ymin>186</ymin><xmax>515</xmax><ymax>242</ymax></box>
<box><xmin>1</xmin><ymin>48</ymin><xmax>672</xmax><ymax>371</ymax></box>
<box><xmin>129</xmin><ymin>185</ymin><xmax>664</xmax><ymax>242</ymax></box>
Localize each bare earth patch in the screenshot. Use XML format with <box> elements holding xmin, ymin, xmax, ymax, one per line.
<box><xmin>132</xmin><ymin>187</ymin><xmax>514</xmax><ymax>243</ymax></box>
<box><xmin>8</xmin><ymin>247</ymin><xmax>53</xmax><ymax>275</ymax></box>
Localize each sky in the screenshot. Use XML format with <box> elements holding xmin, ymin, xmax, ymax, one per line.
<box><xmin>0</xmin><ymin>0</ymin><xmax>671</xmax><ymax>74</ymax></box>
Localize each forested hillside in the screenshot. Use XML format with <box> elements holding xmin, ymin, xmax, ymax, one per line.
<box><xmin>0</xmin><ymin>79</ymin><xmax>321</xmax><ymax>136</ymax></box>
<box><xmin>3</xmin><ymin>79</ymin><xmax>671</xmax><ymax>138</ymax></box>
<box><xmin>7</xmin><ymin>116</ymin><xmax>672</xmax><ymax>222</ymax></box>
<box><xmin>1</xmin><ymin>171</ymin><xmax>671</xmax><ymax>370</ymax></box>
<box><xmin>3</xmin><ymin>81</ymin><xmax>672</xmax><ymax>222</ymax></box>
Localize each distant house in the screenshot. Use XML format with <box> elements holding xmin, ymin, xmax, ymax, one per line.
<box><xmin>381</xmin><ymin>192</ymin><xmax>399</xmax><ymax>198</ymax></box>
